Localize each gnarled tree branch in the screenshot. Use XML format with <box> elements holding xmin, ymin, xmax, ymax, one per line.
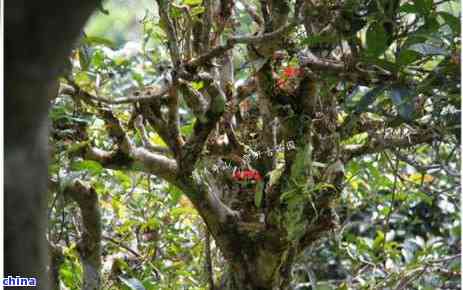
<box><xmin>64</xmin><ymin>180</ymin><xmax>102</xmax><ymax>290</ymax></box>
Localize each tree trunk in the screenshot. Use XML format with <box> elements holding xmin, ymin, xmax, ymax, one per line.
<box><xmin>5</xmin><ymin>2</ymin><xmax>97</xmax><ymax>288</ymax></box>
<box><xmin>210</xmin><ymin>226</ymin><xmax>296</xmax><ymax>290</ymax></box>
<box><xmin>217</xmin><ymin>246</ymin><xmax>293</xmax><ymax>290</ymax></box>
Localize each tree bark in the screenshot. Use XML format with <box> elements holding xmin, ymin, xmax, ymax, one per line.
<box><xmin>217</xmin><ymin>246</ymin><xmax>293</xmax><ymax>290</ymax></box>
<box><xmin>48</xmin><ymin>243</ymin><xmax>65</xmax><ymax>290</ymax></box>
<box><xmin>65</xmin><ymin>180</ymin><xmax>102</xmax><ymax>290</ymax></box>
<box><xmin>5</xmin><ymin>1</ymin><xmax>97</xmax><ymax>288</ymax></box>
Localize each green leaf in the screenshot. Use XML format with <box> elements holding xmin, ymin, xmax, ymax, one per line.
<box><xmin>373</xmin><ymin>230</ymin><xmax>385</xmax><ymax>250</ymax></box>
<box><xmin>411</xmin><ymin>191</ymin><xmax>433</xmax><ymax>205</ymax></box>
<box><xmin>408</xmin><ymin>43</ymin><xmax>448</xmax><ymax>56</ymax></box>
<box><xmin>90</xmin><ymin>50</ymin><xmax>105</xmax><ymax>68</ymax></box>
<box><xmin>366</xmin><ymin>22</ymin><xmax>388</xmax><ymax>57</ymax></box>
<box><xmin>83</xmin><ymin>36</ymin><xmax>115</xmax><ymax>48</ymax></box>
<box><xmin>389</xmin><ymin>85</ymin><xmax>415</xmax><ymax>121</ymax></box>
<box><xmin>352</xmin><ymin>85</ymin><xmax>387</xmax><ymax>113</ymax></box>
<box><xmin>415</xmin><ymin>0</ymin><xmax>433</xmax><ymax>15</ymax></box>
<box><xmin>191</xmin><ymin>6</ymin><xmax>205</xmax><ymax>16</ymax></box>
<box><xmin>423</xmin><ymin>16</ymin><xmax>441</xmax><ymax>32</ymax></box>
<box><xmin>183</xmin><ymin>0</ymin><xmax>202</xmax><ymax>5</ymax></box>
<box><xmin>168</xmin><ymin>185</ymin><xmax>184</xmax><ymax>205</ymax></box>
<box><xmin>131</xmin><ymin>161</ymin><xmax>145</xmax><ymax>171</ymax></box>
<box><xmin>171</xmin><ymin>207</ymin><xmax>197</xmax><ymax>218</ymax></box>
<box><xmin>71</xmin><ymin>160</ymin><xmax>103</xmax><ymax>175</ymax></box>
<box><xmin>400</xmin><ymin>3</ymin><xmax>419</xmax><ymax>14</ymax></box>
<box><xmin>397</xmin><ymin>49</ymin><xmax>421</xmax><ymax>66</ymax></box>
<box><xmin>180</xmin><ymin>121</ymin><xmax>195</xmax><ymax>137</ymax></box>
<box><xmin>75</xmin><ymin>71</ymin><xmax>92</xmax><ymax>87</ymax></box>
<box><xmin>113</xmin><ymin>170</ymin><xmax>132</xmax><ymax>190</ymax></box>
<box><xmin>191</xmin><ymin>81</ymin><xmax>204</xmax><ymax>90</ymax></box>
<box><xmin>438</xmin><ymin>12</ymin><xmax>461</xmax><ymax>35</ymax></box>
<box><xmin>150</xmin><ymin>134</ymin><xmax>168</xmax><ymax>147</ymax></box>
<box><xmin>119</xmin><ymin>277</ymin><xmax>146</xmax><ymax>290</ymax></box>
<box><xmin>254</xmin><ymin>182</ymin><xmax>264</xmax><ymax>208</ymax></box>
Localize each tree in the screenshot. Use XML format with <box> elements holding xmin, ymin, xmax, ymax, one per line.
<box><xmin>5</xmin><ymin>1</ymin><xmax>98</xmax><ymax>289</ymax></box>
<box><xmin>48</xmin><ymin>0</ymin><xmax>460</xmax><ymax>289</ymax></box>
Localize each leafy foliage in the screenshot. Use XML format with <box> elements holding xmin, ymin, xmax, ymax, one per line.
<box><xmin>48</xmin><ymin>0</ymin><xmax>460</xmax><ymax>289</ymax></box>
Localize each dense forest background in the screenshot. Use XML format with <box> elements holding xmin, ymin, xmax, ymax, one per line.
<box><xmin>45</xmin><ymin>0</ymin><xmax>460</xmax><ymax>289</ymax></box>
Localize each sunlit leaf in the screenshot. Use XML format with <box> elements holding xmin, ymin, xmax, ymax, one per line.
<box><xmin>113</xmin><ymin>170</ymin><xmax>132</xmax><ymax>190</ymax></box>
<box><xmin>183</xmin><ymin>0</ymin><xmax>202</xmax><ymax>5</ymax></box>
<box><xmin>71</xmin><ymin>160</ymin><xmax>103</xmax><ymax>176</ymax></box>
<box><xmin>438</xmin><ymin>12</ymin><xmax>461</xmax><ymax>34</ymax></box>
<box><xmin>119</xmin><ymin>277</ymin><xmax>146</xmax><ymax>290</ymax></box>
<box><xmin>83</xmin><ymin>36</ymin><xmax>115</xmax><ymax>48</ymax></box>
<box><xmin>408</xmin><ymin>43</ymin><xmax>448</xmax><ymax>56</ymax></box>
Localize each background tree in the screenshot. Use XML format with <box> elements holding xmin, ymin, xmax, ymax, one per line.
<box><xmin>47</xmin><ymin>0</ymin><xmax>460</xmax><ymax>289</ymax></box>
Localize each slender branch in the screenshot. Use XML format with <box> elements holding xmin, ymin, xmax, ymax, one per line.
<box><xmin>179</xmin><ymin>80</ymin><xmax>226</xmax><ymax>174</ymax></box>
<box><xmin>392</xmin><ymin>151</ymin><xmax>441</xmax><ymax>173</ymax></box>
<box><xmin>102</xmin><ymin>235</ymin><xmax>142</xmax><ymax>258</ymax></box>
<box><xmin>128</xmin><ymin>143</ymin><xmax>178</xmax><ymax>182</ymax></box>
<box><xmin>298</xmin><ymin>51</ymin><xmax>393</xmax><ymax>84</ymax></box>
<box><xmin>166</xmin><ymin>80</ymin><xmax>184</xmax><ymax>156</ymax></box>
<box><xmin>234</xmin><ymin>21</ymin><xmax>297</xmax><ymax>44</ymax></box>
<box><xmin>201</xmin><ymin>0</ymin><xmax>214</xmax><ymax>53</ymax></box>
<box><xmin>186</xmin><ymin>21</ymin><xmax>297</xmax><ymax>68</ymax></box>
<box><xmin>344</xmin><ymin>129</ymin><xmax>441</xmax><ymax>161</ymax></box>
<box><xmin>80</xmin><ymin>110</ymin><xmax>178</xmax><ymax>183</ymax></box>
<box><xmin>156</xmin><ymin>0</ymin><xmax>181</xmax><ymax>66</ymax></box>
<box><xmin>85</xmin><ymin>143</ymin><xmax>178</xmax><ymax>184</ymax></box>
<box><xmin>67</xmin><ymin>79</ymin><xmax>170</xmax><ymax>105</ymax></box>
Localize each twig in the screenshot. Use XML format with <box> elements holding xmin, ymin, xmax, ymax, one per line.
<box><xmin>102</xmin><ymin>235</ymin><xmax>142</xmax><ymax>258</ymax></box>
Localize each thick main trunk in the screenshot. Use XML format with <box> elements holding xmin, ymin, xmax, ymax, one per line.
<box><xmin>218</xmin><ymin>251</ymin><xmax>292</xmax><ymax>290</ymax></box>
<box><xmin>215</xmin><ymin>235</ymin><xmax>294</xmax><ymax>290</ymax></box>
<box><xmin>5</xmin><ymin>2</ymin><xmax>96</xmax><ymax>288</ymax></box>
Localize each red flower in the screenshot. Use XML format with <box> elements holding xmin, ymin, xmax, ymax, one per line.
<box><xmin>282</xmin><ymin>66</ymin><xmax>300</xmax><ymax>78</ymax></box>
<box><xmin>233</xmin><ymin>171</ymin><xmax>243</xmax><ymax>180</ymax></box>
<box><xmin>232</xmin><ymin>170</ymin><xmax>262</xmax><ymax>182</ymax></box>
<box><xmin>243</xmin><ymin>171</ymin><xmax>254</xmax><ymax>178</ymax></box>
